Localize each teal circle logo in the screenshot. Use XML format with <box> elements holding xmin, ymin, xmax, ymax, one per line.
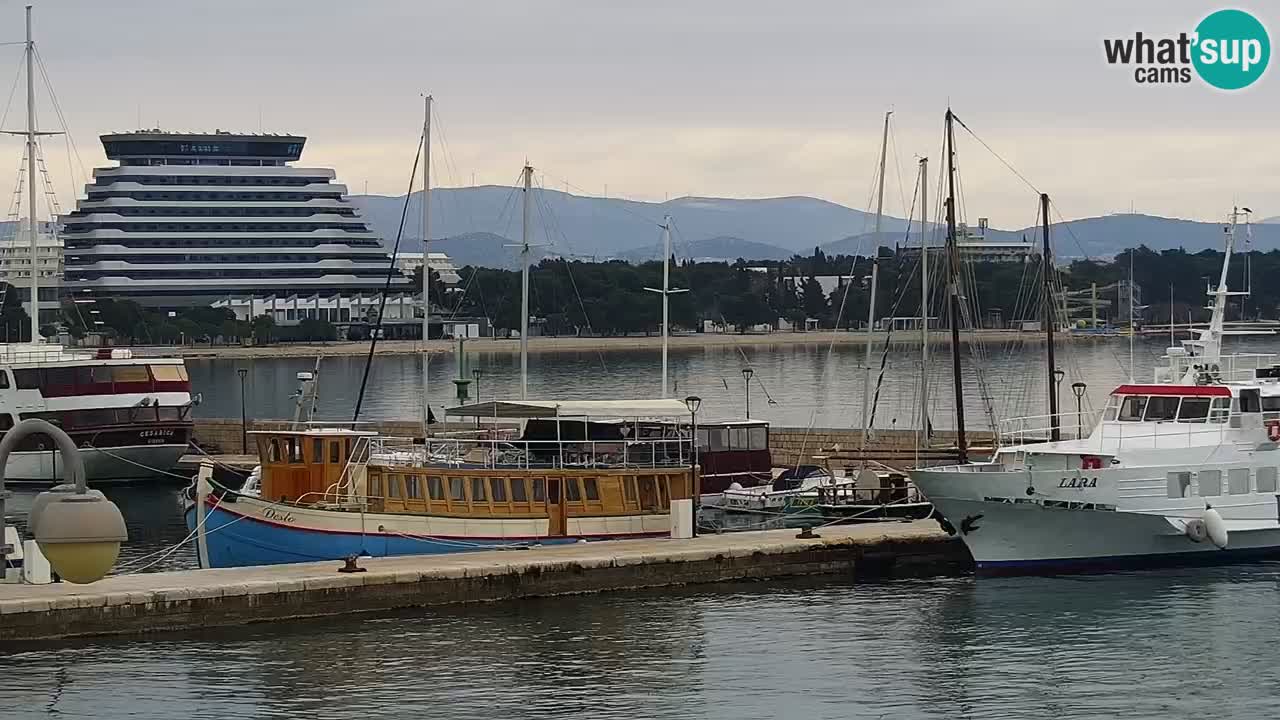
<box><xmin>1192</xmin><ymin>9</ymin><xmax>1270</xmax><ymax>90</ymax></box>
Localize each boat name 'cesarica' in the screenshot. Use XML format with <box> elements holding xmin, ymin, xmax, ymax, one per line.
<box><xmin>1058</xmin><ymin>477</ymin><xmax>1098</xmax><ymax>489</ymax></box>
<box><xmin>262</xmin><ymin>507</ymin><xmax>296</xmax><ymax>524</ymax></box>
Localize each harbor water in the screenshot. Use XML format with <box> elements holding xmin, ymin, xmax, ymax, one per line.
<box><xmin>5</xmin><ymin>567</ymin><xmax>1280</xmax><ymax>718</ymax></box>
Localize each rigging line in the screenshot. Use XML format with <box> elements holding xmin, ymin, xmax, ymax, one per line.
<box><xmin>0</xmin><ymin>55</ymin><xmax>23</xmax><ymax>138</ymax></box>
<box><xmin>866</xmin><ymin>174</ymin><xmax>922</xmax><ymax>434</ymax></box>
<box><xmin>950</xmin><ymin>111</ymin><xmax>1041</xmax><ymax>196</ymax></box>
<box><xmin>887</xmin><ymin>118</ymin><xmax>910</xmax><ymax>229</ymax></box>
<box><xmin>352</xmin><ymin>133</ymin><xmax>424</xmax><ymax>423</ymax></box>
<box><xmin>33</xmin><ymin>49</ymin><xmax>88</xmax><ymax>190</ymax></box>
<box><xmin>531</xmin><ymin>176</ymin><xmax>608</xmax><ymax>371</ymax></box>
<box><xmin>1048</xmin><ymin>200</ymin><xmax>1097</xmax><ymax>262</ymax></box>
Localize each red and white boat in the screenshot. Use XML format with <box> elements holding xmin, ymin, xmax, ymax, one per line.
<box><xmin>0</xmin><ymin>344</ymin><xmax>194</xmax><ymax>483</ymax></box>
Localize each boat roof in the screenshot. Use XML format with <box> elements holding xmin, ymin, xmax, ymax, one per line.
<box><xmin>445</xmin><ymin>399</ymin><xmax>693</xmax><ymax>419</ymax></box>
<box><xmin>1111</xmin><ymin>384</ymin><xmax>1232</xmax><ymax>397</ymax></box>
<box><xmin>249</xmin><ymin>428</ymin><xmax>379</xmax><ymax>437</ymax></box>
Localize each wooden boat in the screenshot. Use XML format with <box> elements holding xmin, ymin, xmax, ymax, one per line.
<box><xmin>185</xmin><ymin>399</ymin><xmax>699</xmax><ymax>568</ymax></box>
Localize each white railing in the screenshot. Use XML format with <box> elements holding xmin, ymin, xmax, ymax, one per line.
<box><xmin>1164</xmin><ymin>352</ymin><xmax>1279</xmax><ymax>384</ymax></box>
<box><xmin>997</xmin><ymin>411</ymin><xmax>1098</xmax><ymax>447</ymax></box>
<box><xmin>368</xmin><ymin>435</ymin><xmax>695</xmax><ymax>471</ymax></box>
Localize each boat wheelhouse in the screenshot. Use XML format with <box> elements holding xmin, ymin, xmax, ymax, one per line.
<box><xmin>186</xmin><ymin>399</ymin><xmax>699</xmax><ymax>569</ymax></box>
<box><xmin>694</xmin><ymin>420</ymin><xmax>772</xmax><ymax>495</ymax></box>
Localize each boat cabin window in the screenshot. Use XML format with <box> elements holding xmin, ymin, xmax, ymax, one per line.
<box><xmin>565</xmin><ymin>478</ymin><xmax>581</xmax><ymax>502</ymax></box>
<box><xmin>1144</xmin><ymin>396</ymin><xmax>1179</xmax><ymax>421</ymax></box>
<box><xmin>708</xmin><ymin>428</ymin><xmax>729</xmax><ymax>451</ymax></box>
<box><xmin>1167</xmin><ymin>471</ymin><xmax>1191</xmax><ymax>498</ymax></box>
<box><xmin>1228</xmin><ymin>468</ymin><xmax>1250</xmax><ymax>495</ymax></box>
<box><xmin>287</xmin><ymin>438</ymin><xmax>303</xmax><ymax>463</ymax></box>
<box><xmin>1240</xmin><ymin>389</ymin><xmax>1262</xmax><ymax>413</ymax></box>
<box><xmin>730</xmin><ymin>427</ymin><xmax>748</xmax><ymax>450</ymax></box>
<box><xmin>1177</xmin><ymin>398</ymin><xmax>1211</xmax><ymax>422</ymax></box>
<box><xmin>13</xmin><ymin>369</ymin><xmax>38</xmax><ymax>389</ymax></box>
<box><xmin>695</xmin><ymin>428</ymin><xmax>709</xmax><ymax>451</ymax></box>
<box><xmin>407</xmin><ymin>476</ymin><xmax>423</xmax><ymax>499</ymax></box>
<box><xmin>1198</xmin><ymin>470</ymin><xmax>1221</xmax><ymax>496</ymax></box>
<box><xmin>312</xmin><ymin>438</ymin><xmax>324</xmax><ymax>463</ymax></box>
<box><xmin>748</xmin><ymin>426</ymin><xmax>768</xmax><ymax>450</ymax></box>
<box><xmin>1210</xmin><ymin>397</ymin><xmax>1230</xmax><ymax>423</ymax></box>
<box><xmin>388</xmin><ymin>474</ymin><xmax>403</xmax><ymax>498</ymax></box>
<box><xmin>427</xmin><ymin>476</ymin><xmax>444</xmax><ymax>500</ymax></box>
<box><xmin>490</xmin><ymin>477</ymin><xmax>507</xmax><ymax>503</ymax></box>
<box><xmin>368</xmin><ymin>474</ymin><xmax>382</xmax><ymax>497</ymax></box>
<box><xmin>510</xmin><ymin>478</ymin><xmax>528</xmax><ymax>503</ymax></box>
<box><xmin>449</xmin><ymin>477</ymin><xmax>465</xmax><ymax>502</ymax></box>
<box><xmin>329</xmin><ymin>441</ymin><xmax>340</xmax><ymax>464</ymax></box>
<box><xmin>471</xmin><ymin>477</ymin><xmax>487</xmax><ymax>502</ymax></box>
<box><xmin>583</xmin><ymin>477</ymin><xmax>600</xmax><ymax>501</ymax></box>
<box><xmin>267</xmin><ymin>439</ymin><xmax>281</xmax><ymax>463</ymax></box>
<box><xmin>1103</xmin><ymin>396</ymin><xmax>1121</xmax><ymax>421</ymax></box>
<box><xmin>623</xmin><ymin>477</ymin><xmax>637</xmax><ymax>503</ymax></box>
<box><xmin>532</xmin><ymin>478</ymin><xmax>546</xmax><ymax>502</ymax></box>
<box><xmin>1263</xmin><ymin>397</ymin><xmax>1280</xmax><ymax>413</ymax></box>
<box><xmin>0</xmin><ymin>371</ymin><xmax>9</xmax><ymax>389</ymax></box>
<box><xmin>1258</xmin><ymin>467</ymin><xmax>1278</xmax><ymax>493</ymax></box>
<box><xmin>151</xmin><ymin>365</ymin><xmax>188</xmax><ymax>382</ymax></box>
<box><xmin>1118</xmin><ymin>396</ymin><xmax>1148</xmax><ymax>421</ymax></box>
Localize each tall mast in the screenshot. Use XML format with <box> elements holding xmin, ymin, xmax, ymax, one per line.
<box><xmin>1042</xmin><ymin>193</ymin><xmax>1059</xmax><ymax>442</ymax></box>
<box><xmin>944</xmin><ymin>108</ymin><xmax>967</xmax><ymax>464</ymax></box>
<box><xmin>660</xmin><ymin>217</ymin><xmax>671</xmax><ymax>396</ymax></box>
<box><xmin>860</xmin><ymin>110</ymin><xmax>891</xmax><ymax>449</ymax></box>
<box><xmin>520</xmin><ymin>163</ymin><xmax>532</xmax><ymax>399</ymax></box>
<box><xmin>421</xmin><ymin>94</ymin><xmax>432</xmax><ymax>433</ymax></box>
<box><xmin>1128</xmin><ymin>250</ymin><xmax>1135</xmax><ymax>382</ymax></box>
<box><xmin>25</xmin><ymin>5</ymin><xmax>38</xmax><ymax>344</ymax></box>
<box><xmin>918</xmin><ymin>156</ymin><xmax>929</xmax><ymax>451</ymax></box>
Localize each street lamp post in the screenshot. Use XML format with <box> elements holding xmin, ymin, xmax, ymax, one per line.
<box><xmin>1071</xmin><ymin>382</ymin><xmax>1087</xmax><ymax>438</ymax></box>
<box><xmin>472</xmin><ymin>368</ymin><xmax>482</xmax><ymax>404</ymax></box>
<box><xmin>684</xmin><ymin>395</ymin><xmax>701</xmax><ymax>538</ymax></box>
<box><xmin>742</xmin><ymin>367</ymin><xmax>754</xmax><ymax>420</ymax></box>
<box><xmin>0</xmin><ymin>419</ymin><xmax>127</xmax><ymax>584</ymax></box>
<box><xmin>237</xmin><ymin>368</ymin><xmax>249</xmax><ymax>454</ymax></box>
<box><xmin>1051</xmin><ymin>368</ymin><xmax>1065</xmax><ymax>441</ymax></box>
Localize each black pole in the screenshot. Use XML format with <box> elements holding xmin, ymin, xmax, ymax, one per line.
<box><xmin>944</xmin><ymin>109</ymin><xmax>967</xmax><ymax>464</ymax></box>
<box><xmin>1075</xmin><ymin>393</ymin><xmax>1083</xmax><ymax>437</ymax></box>
<box><xmin>1043</xmin><ymin>193</ymin><xmax>1059</xmax><ymax>442</ymax></box>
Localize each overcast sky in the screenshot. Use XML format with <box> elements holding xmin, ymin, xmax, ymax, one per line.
<box><xmin>0</xmin><ymin>0</ymin><xmax>1275</xmax><ymax>230</ymax></box>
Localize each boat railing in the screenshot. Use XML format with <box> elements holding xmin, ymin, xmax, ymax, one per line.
<box><xmin>997</xmin><ymin>411</ymin><xmax>1096</xmax><ymax>447</ymax></box>
<box><xmin>368</xmin><ymin>435</ymin><xmax>695</xmax><ymax>470</ymax></box>
<box><xmin>1164</xmin><ymin>351</ymin><xmax>1279</xmax><ymax>383</ymax></box>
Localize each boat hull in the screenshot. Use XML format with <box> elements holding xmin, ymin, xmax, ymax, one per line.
<box><xmin>924</xmin><ymin>495</ymin><xmax>1280</xmax><ymax>574</ymax></box>
<box><xmin>184</xmin><ymin>494</ymin><xmax>671</xmax><ymax>569</ymax></box>
<box><xmin>4</xmin><ymin>443</ymin><xmax>188</xmax><ymax>484</ymax></box>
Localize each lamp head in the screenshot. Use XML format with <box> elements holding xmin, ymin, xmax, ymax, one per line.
<box><xmin>1071</xmin><ymin>381</ymin><xmax>1087</xmax><ymax>398</ymax></box>
<box><xmin>742</xmin><ymin>368</ymin><xmax>753</xmax><ymax>380</ymax></box>
<box><xmin>35</xmin><ymin>492</ymin><xmax>127</xmax><ymax>584</ymax></box>
<box><xmin>1052</xmin><ymin>369</ymin><xmax>1065</xmax><ymax>383</ymax></box>
<box><xmin>472</xmin><ymin>368</ymin><xmax>481</xmax><ymax>380</ymax></box>
<box><xmin>684</xmin><ymin>395</ymin><xmax>702</xmax><ymax>415</ymax></box>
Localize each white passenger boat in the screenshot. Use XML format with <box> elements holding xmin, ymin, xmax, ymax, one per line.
<box><xmin>913</xmin><ymin>209</ymin><xmax>1280</xmax><ymax>572</ymax></box>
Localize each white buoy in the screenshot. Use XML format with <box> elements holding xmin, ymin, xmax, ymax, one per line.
<box><xmin>728</xmin><ymin>482</ymin><xmax>743</xmax><ymax>491</ymax></box>
<box><xmin>1203</xmin><ymin>505</ymin><xmax>1229</xmax><ymax>549</ymax></box>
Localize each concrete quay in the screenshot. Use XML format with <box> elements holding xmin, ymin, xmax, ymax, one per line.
<box><xmin>0</xmin><ymin>521</ymin><xmax>967</xmax><ymax>642</ymax></box>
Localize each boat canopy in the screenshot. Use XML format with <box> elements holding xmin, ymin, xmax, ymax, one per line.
<box><xmin>444</xmin><ymin>399</ymin><xmax>693</xmax><ymax>419</ymax></box>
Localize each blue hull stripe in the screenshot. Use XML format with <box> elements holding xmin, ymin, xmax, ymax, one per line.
<box><xmin>184</xmin><ymin>504</ymin><xmax>583</xmax><ymax>569</ymax></box>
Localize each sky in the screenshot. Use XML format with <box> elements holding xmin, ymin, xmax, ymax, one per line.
<box><xmin>0</xmin><ymin>0</ymin><xmax>1276</xmax><ymax>230</ymax></box>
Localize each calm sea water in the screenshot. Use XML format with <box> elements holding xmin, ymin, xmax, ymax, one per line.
<box><xmin>4</xmin><ymin>568</ymin><xmax>1280</xmax><ymax>719</ymax></box>
<box><xmin>187</xmin><ymin>334</ymin><xmax>1276</xmax><ymax>430</ymax></box>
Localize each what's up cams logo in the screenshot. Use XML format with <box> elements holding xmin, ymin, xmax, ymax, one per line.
<box><xmin>1104</xmin><ymin>8</ymin><xmax>1270</xmax><ymax>89</ymax></box>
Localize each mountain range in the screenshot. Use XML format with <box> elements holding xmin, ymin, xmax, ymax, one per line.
<box><xmin>350</xmin><ymin>189</ymin><xmax>1280</xmax><ymax>267</ymax></box>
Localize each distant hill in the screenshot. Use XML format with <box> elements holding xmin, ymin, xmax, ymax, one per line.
<box><xmin>618</xmin><ymin>235</ymin><xmax>794</xmax><ymax>263</ymax></box>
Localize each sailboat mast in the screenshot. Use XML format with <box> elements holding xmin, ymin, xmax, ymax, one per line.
<box><xmin>25</xmin><ymin>5</ymin><xmax>38</xmax><ymax>344</ymax></box>
<box><xmin>1128</xmin><ymin>251</ymin><xmax>1135</xmax><ymax>382</ymax></box>
<box><xmin>660</xmin><ymin>215</ymin><xmax>672</xmax><ymax>397</ymax></box>
<box><xmin>421</xmin><ymin>94</ymin><xmax>432</xmax><ymax>433</ymax></box>
<box><xmin>520</xmin><ymin>163</ymin><xmax>533</xmax><ymax>399</ymax></box>
<box><xmin>860</xmin><ymin>110</ymin><xmax>890</xmax><ymax>449</ymax></box>
<box><xmin>1042</xmin><ymin>193</ymin><xmax>1059</xmax><ymax>441</ymax></box>
<box><xmin>944</xmin><ymin>109</ymin><xmax>967</xmax><ymax>463</ymax></box>
<box><xmin>918</xmin><ymin>156</ymin><xmax>929</xmax><ymax>449</ymax></box>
